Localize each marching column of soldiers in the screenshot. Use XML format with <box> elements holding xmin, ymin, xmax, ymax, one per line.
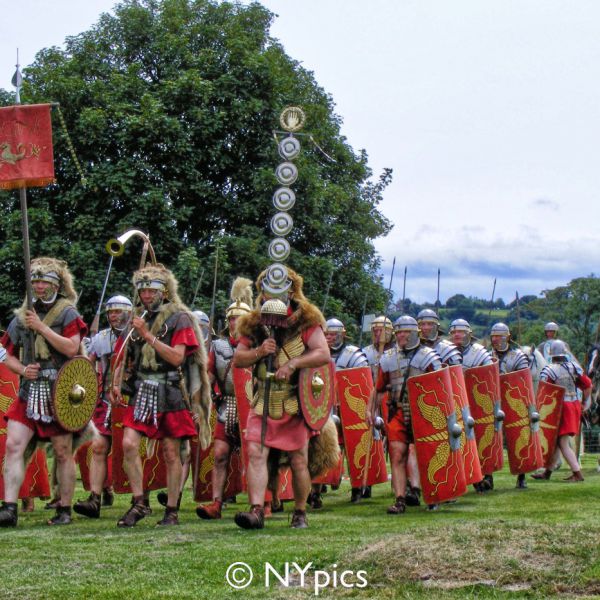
<box><xmin>0</xmin><ymin>262</ymin><xmax>593</xmax><ymax>530</ymax></box>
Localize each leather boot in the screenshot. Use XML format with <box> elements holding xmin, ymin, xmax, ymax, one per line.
<box><xmin>48</xmin><ymin>505</ymin><xmax>72</xmax><ymax>526</ymax></box>
<box><xmin>0</xmin><ymin>502</ymin><xmax>18</xmax><ymax>527</ymax></box>
<box><xmin>290</xmin><ymin>509</ymin><xmax>308</xmax><ymax>529</ymax></box>
<box><xmin>73</xmin><ymin>492</ymin><xmax>101</xmax><ymax>519</ymax></box>
<box><xmin>234</xmin><ymin>505</ymin><xmax>265</xmax><ymax>530</ymax></box>
<box><xmin>157</xmin><ymin>506</ymin><xmax>179</xmax><ymax>526</ymax></box>
<box><xmin>531</xmin><ymin>469</ymin><xmax>552</xmax><ymax>480</ymax></box>
<box><xmin>102</xmin><ymin>488</ymin><xmax>114</xmax><ymax>507</ymax></box>
<box><xmin>196</xmin><ymin>499</ymin><xmax>223</xmax><ymax>520</ymax></box>
<box><xmin>387</xmin><ymin>496</ymin><xmax>406</xmax><ymax>515</ymax></box>
<box><xmin>564</xmin><ymin>471</ymin><xmax>584</xmax><ymax>482</ymax></box>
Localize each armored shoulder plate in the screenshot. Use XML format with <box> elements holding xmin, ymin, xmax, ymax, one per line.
<box><xmin>212</xmin><ymin>337</ymin><xmax>234</xmax><ymax>360</ymax></box>
<box><xmin>542</xmin><ymin>362</ymin><xmax>579</xmax><ymax>400</ymax></box>
<box><xmin>499</xmin><ymin>348</ymin><xmax>529</xmax><ymax>373</ymax></box>
<box><xmin>335</xmin><ymin>344</ymin><xmax>369</xmax><ymax>370</ymax></box>
<box><xmin>212</xmin><ymin>337</ymin><xmax>235</xmax><ymax>395</ymax></box>
<box><xmin>433</xmin><ymin>338</ymin><xmax>461</xmax><ymax>366</ymax></box>
<box><xmin>409</xmin><ymin>345</ymin><xmax>442</xmax><ymax>375</ymax></box>
<box><xmin>462</xmin><ymin>342</ymin><xmax>493</xmax><ymax>369</ymax></box>
<box><xmin>89</xmin><ymin>328</ymin><xmax>116</xmax><ymax>358</ymax></box>
<box><xmin>362</xmin><ymin>344</ymin><xmax>380</xmax><ymax>367</ymax></box>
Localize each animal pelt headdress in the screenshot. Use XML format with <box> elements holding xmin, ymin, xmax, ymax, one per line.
<box><xmin>236</xmin><ymin>267</ymin><xmax>325</xmax><ymax>340</ymax></box>
<box><xmin>132</xmin><ymin>263</ymin><xmax>213</xmax><ymax>450</ymax></box>
<box><xmin>15</xmin><ymin>257</ymin><xmax>79</xmax><ymax>360</ymax></box>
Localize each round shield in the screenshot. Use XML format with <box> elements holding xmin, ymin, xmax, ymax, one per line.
<box><xmin>273</xmin><ymin>187</ymin><xmax>296</xmax><ymax>211</ymax></box>
<box><xmin>53</xmin><ymin>356</ymin><xmax>98</xmax><ymax>432</ymax></box>
<box><xmin>268</xmin><ymin>238</ymin><xmax>291</xmax><ymax>261</ymax></box>
<box><xmin>278</xmin><ymin>135</ymin><xmax>301</xmax><ymax>160</ymax></box>
<box><xmin>275</xmin><ymin>162</ymin><xmax>298</xmax><ymax>185</ymax></box>
<box><xmin>298</xmin><ymin>361</ymin><xmax>335</xmax><ymax>431</ymax></box>
<box><xmin>270</xmin><ymin>212</ymin><xmax>293</xmax><ymax>236</ymax></box>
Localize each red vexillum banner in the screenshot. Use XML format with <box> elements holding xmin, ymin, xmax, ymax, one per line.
<box><xmin>0</xmin><ymin>104</ymin><xmax>55</xmax><ymax>190</ymax></box>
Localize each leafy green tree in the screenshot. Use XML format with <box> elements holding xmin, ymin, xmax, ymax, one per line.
<box><xmin>0</xmin><ymin>0</ymin><xmax>391</xmax><ymax>328</ymax></box>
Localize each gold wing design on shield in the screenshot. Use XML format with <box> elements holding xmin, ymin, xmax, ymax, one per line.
<box><xmin>416</xmin><ymin>392</ymin><xmax>446</xmax><ymax>431</ymax></box>
<box><xmin>342</xmin><ymin>377</ymin><xmax>367</xmax><ymax>421</ymax></box>
<box><xmin>0</xmin><ymin>393</ymin><xmax>12</xmax><ymax>414</ymax></box>
<box><xmin>504</xmin><ymin>385</ymin><xmax>528</xmax><ymax>418</ymax></box>
<box><xmin>472</xmin><ymin>381</ymin><xmax>493</xmax><ymax>414</ymax></box>
<box><xmin>428</xmin><ymin>442</ymin><xmax>450</xmax><ymax>485</ymax></box>
<box><xmin>539</xmin><ymin>395</ymin><xmax>557</xmax><ymax>420</ymax></box>
<box><xmin>514</xmin><ymin>426</ymin><xmax>531</xmax><ymax>463</ymax></box>
<box><xmin>353</xmin><ymin>430</ymin><xmax>371</xmax><ymax>471</ymax></box>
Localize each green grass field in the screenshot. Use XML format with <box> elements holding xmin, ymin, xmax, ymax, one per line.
<box><xmin>3</xmin><ymin>455</ymin><xmax>600</xmax><ymax>599</ymax></box>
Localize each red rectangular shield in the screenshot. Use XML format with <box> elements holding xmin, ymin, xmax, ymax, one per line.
<box><xmin>0</xmin><ymin>365</ymin><xmax>51</xmax><ymax>499</ymax></box>
<box><xmin>0</xmin><ymin>104</ymin><xmax>55</xmax><ymax>189</ymax></box>
<box><xmin>448</xmin><ymin>365</ymin><xmax>483</xmax><ymax>485</ymax></box>
<box><xmin>110</xmin><ymin>404</ymin><xmax>167</xmax><ymax>493</ymax></box>
<box><xmin>338</xmin><ymin>366</ymin><xmax>387</xmax><ymax>488</ymax></box>
<box><xmin>464</xmin><ymin>360</ymin><xmax>504</xmax><ymax>475</ymax></box>
<box><xmin>535</xmin><ymin>379</ymin><xmax>564</xmax><ymax>468</ymax></box>
<box><xmin>408</xmin><ymin>366</ymin><xmax>467</xmax><ymax>504</ymax></box>
<box><xmin>500</xmin><ymin>368</ymin><xmax>544</xmax><ymax>475</ymax></box>
<box><xmin>191</xmin><ymin>406</ymin><xmax>243</xmax><ymax>502</ymax></box>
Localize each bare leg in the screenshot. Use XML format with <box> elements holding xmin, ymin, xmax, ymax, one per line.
<box><xmin>389</xmin><ymin>440</ymin><xmax>408</xmax><ymax>498</ymax></box>
<box><xmin>3</xmin><ymin>420</ymin><xmax>34</xmax><ymax>503</ymax></box>
<box><xmin>179</xmin><ymin>441</ymin><xmax>192</xmax><ymax>494</ymax></box>
<box><xmin>407</xmin><ymin>443</ymin><xmax>420</xmax><ymax>488</ymax></box>
<box><xmin>211</xmin><ymin>439</ymin><xmax>232</xmax><ymax>500</ymax></box>
<box><xmin>161</xmin><ymin>437</ymin><xmax>182</xmax><ymax>507</ymax></box>
<box><xmin>89</xmin><ymin>435</ymin><xmax>111</xmax><ymax>495</ymax></box>
<box><xmin>288</xmin><ymin>444</ymin><xmax>311</xmax><ymax>511</ymax></box>
<box><xmin>51</xmin><ymin>433</ymin><xmax>75</xmax><ymax>506</ymax></box>
<box><xmin>246</xmin><ymin>441</ymin><xmax>269</xmax><ymax>506</ymax></box>
<box><xmin>122</xmin><ymin>428</ymin><xmax>143</xmax><ymax>497</ymax></box>
<box><xmin>559</xmin><ymin>435</ymin><xmax>580</xmax><ymax>472</ymax></box>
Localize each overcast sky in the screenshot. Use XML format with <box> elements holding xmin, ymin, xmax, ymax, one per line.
<box><xmin>2</xmin><ymin>1</ymin><xmax>599</xmax><ymax>305</ymax></box>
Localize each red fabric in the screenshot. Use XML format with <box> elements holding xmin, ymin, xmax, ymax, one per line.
<box><xmin>577</xmin><ymin>373</ymin><xmax>592</xmax><ymax>391</ymax></box>
<box><xmin>0</xmin><ymin>332</ymin><xmax>13</xmax><ymax>355</ymax></box>
<box><xmin>387</xmin><ymin>410</ymin><xmax>409</xmax><ymax>444</ymax></box>
<box><xmin>0</xmin><ymin>104</ymin><xmax>55</xmax><ymax>190</ymax></box>
<box><xmin>122</xmin><ymin>405</ymin><xmax>196</xmax><ymax>440</ymax></box>
<box><xmin>376</xmin><ymin>368</ymin><xmax>388</xmax><ymax>393</ymax></box>
<box><xmin>92</xmin><ymin>400</ymin><xmax>111</xmax><ymax>437</ymax></box>
<box><xmin>238</xmin><ymin>335</ymin><xmax>252</xmax><ymax>348</ymax></box>
<box><xmin>301</xmin><ymin>324</ymin><xmax>321</xmax><ymax>345</ymax></box>
<box><xmin>245</xmin><ymin>408</ymin><xmax>310</xmax><ymax>452</ymax></box>
<box><xmin>171</xmin><ymin>325</ymin><xmax>199</xmax><ymax>355</ymax></box>
<box><xmin>214</xmin><ymin>420</ymin><xmax>240</xmax><ymax>445</ymax></box>
<box><xmin>208</xmin><ymin>349</ymin><xmax>216</xmax><ymax>373</ymax></box>
<box><xmin>5</xmin><ymin>397</ymin><xmax>71</xmax><ymax>439</ymax></box>
<box><xmin>559</xmin><ymin>401</ymin><xmax>582</xmax><ymax>437</ymax></box>
<box><xmin>63</xmin><ymin>316</ymin><xmax>88</xmax><ymax>339</ymax></box>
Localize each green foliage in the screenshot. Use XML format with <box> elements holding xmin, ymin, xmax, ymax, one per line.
<box><xmin>0</xmin><ymin>0</ymin><xmax>391</xmax><ymax>327</ymax></box>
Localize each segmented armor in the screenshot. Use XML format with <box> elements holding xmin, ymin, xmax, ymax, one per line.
<box><xmin>493</xmin><ymin>347</ymin><xmax>529</xmax><ymax>374</ymax></box>
<box><xmin>331</xmin><ymin>343</ymin><xmax>369</xmax><ymax>369</ymax></box>
<box><xmin>540</xmin><ymin>361</ymin><xmax>582</xmax><ymax>403</ymax></box>
<box><xmin>379</xmin><ymin>344</ymin><xmax>442</xmax><ymax>432</ymax></box>
<box><xmin>460</xmin><ymin>342</ymin><xmax>493</xmax><ymax>369</ymax></box>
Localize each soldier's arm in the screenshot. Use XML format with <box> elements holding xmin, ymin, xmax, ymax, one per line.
<box><xmin>233</xmin><ymin>338</ymin><xmax>277</xmax><ymax>368</ymax></box>
<box><xmin>274</xmin><ymin>326</ymin><xmax>330</xmax><ymax>381</ymax></box>
<box><xmin>24</xmin><ymin>310</ymin><xmax>80</xmax><ymax>357</ymax></box>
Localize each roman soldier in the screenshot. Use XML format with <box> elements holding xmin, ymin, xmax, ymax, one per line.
<box><xmin>448</xmin><ymin>319</ymin><xmax>493</xmax><ymax>369</ymax></box>
<box><xmin>0</xmin><ymin>257</ymin><xmax>87</xmax><ymax>527</ymax></box>
<box><xmin>537</xmin><ymin>322</ymin><xmax>560</xmax><ymax>362</ymax></box>
<box><xmin>232</xmin><ymin>267</ymin><xmax>331</xmax><ymax>530</ymax></box>
<box><xmin>110</xmin><ymin>263</ymin><xmax>211</xmax><ymax>527</ymax></box>
<box><xmin>367</xmin><ymin>315</ymin><xmax>442</xmax><ymax>515</ymax></box>
<box><xmin>417</xmin><ymin>309</ymin><xmax>461</xmax><ymax>366</ymax></box>
<box><xmin>320</xmin><ymin>317</ymin><xmax>369</xmax><ymax>506</ymax></box>
<box><xmin>532</xmin><ymin>340</ymin><xmax>591</xmax><ymax>482</ymax></box>
<box><xmin>196</xmin><ymin>278</ymin><xmax>253</xmax><ymax>520</ymax></box>
<box><xmin>362</xmin><ymin>316</ymin><xmax>394</xmax><ymax>382</ymax></box>
<box><xmin>73</xmin><ymin>295</ymin><xmax>132</xmax><ymax>519</ymax></box>
<box><xmin>490</xmin><ymin>322</ymin><xmax>530</xmax><ymax>489</ymax></box>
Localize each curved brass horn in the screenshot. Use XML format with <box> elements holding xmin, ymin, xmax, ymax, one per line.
<box><xmin>105</xmin><ymin>229</ymin><xmax>157</xmax><ymax>266</ymax></box>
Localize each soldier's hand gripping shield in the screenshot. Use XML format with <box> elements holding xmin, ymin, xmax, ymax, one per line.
<box><xmin>337</xmin><ymin>365</ymin><xmax>387</xmax><ymax>488</ymax></box>
<box><xmin>535</xmin><ymin>379</ymin><xmax>564</xmax><ymax>468</ymax></box>
<box><xmin>464</xmin><ymin>360</ymin><xmax>504</xmax><ymax>475</ymax></box>
<box><xmin>299</xmin><ymin>361</ymin><xmax>336</xmax><ymax>431</ymax></box>
<box><xmin>53</xmin><ymin>356</ymin><xmax>98</xmax><ymax>432</ymax></box>
<box><xmin>408</xmin><ymin>366</ymin><xmax>467</xmax><ymax>505</ymax></box>
<box><xmin>500</xmin><ymin>368</ymin><xmax>544</xmax><ymax>475</ymax></box>
<box><xmin>448</xmin><ymin>364</ymin><xmax>483</xmax><ymax>485</ymax></box>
